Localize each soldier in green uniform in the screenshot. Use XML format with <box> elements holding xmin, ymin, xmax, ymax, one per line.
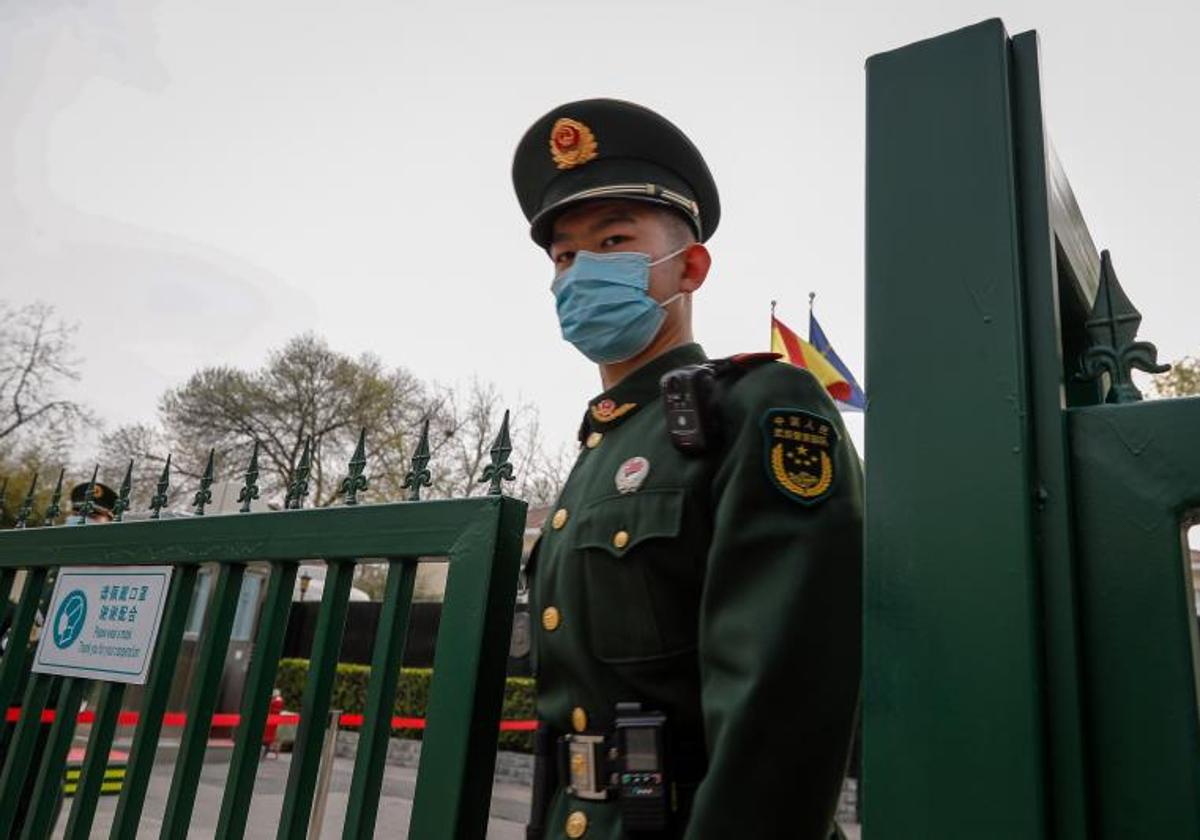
<box><xmin>512</xmin><ymin>99</ymin><xmax>863</xmax><ymax>839</ymax></box>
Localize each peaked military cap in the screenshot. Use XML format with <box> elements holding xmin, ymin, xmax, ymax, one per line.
<box><xmin>512</xmin><ymin>98</ymin><xmax>720</xmax><ymax>249</ymax></box>
<box><xmin>69</xmin><ymin>481</ymin><xmax>117</xmax><ymax>514</ymax></box>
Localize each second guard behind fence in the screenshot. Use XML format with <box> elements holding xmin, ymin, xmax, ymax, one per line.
<box><xmin>512</xmin><ymin>99</ymin><xmax>863</xmax><ymax>839</ymax></box>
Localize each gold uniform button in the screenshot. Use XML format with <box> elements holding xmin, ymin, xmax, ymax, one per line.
<box><xmin>572</xmin><ymin>706</ymin><xmax>588</xmax><ymax>732</ymax></box>
<box><xmin>585</xmin><ymin>431</ymin><xmax>603</xmax><ymax>449</ymax></box>
<box><xmin>541</xmin><ymin>606</ymin><xmax>561</xmax><ymax>632</ymax></box>
<box><xmin>565</xmin><ymin>810</ymin><xmax>588</xmax><ymax>838</ymax></box>
<box><xmin>612</xmin><ymin>530</ymin><xmax>630</xmax><ymax>550</ymax></box>
<box><xmin>552</xmin><ymin>508</ymin><xmax>569</xmax><ymax>530</ymax></box>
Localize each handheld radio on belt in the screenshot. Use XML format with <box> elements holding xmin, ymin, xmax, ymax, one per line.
<box><xmin>614</xmin><ymin>702</ymin><xmax>671</xmax><ymax>831</ymax></box>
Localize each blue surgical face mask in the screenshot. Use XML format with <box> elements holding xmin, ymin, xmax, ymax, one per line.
<box><xmin>551</xmin><ymin>247</ymin><xmax>689</xmax><ymax>364</ymax></box>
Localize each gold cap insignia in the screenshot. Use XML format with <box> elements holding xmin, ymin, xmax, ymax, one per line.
<box><xmin>762</xmin><ymin>408</ymin><xmax>838</xmax><ymax>504</ymax></box>
<box><xmin>550</xmin><ymin>118</ymin><xmax>598</xmax><ymax>170</ymax></box>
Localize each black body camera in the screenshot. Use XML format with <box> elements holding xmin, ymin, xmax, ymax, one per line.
<box><xmin>660</xmin><ymin>364</ymin><xmax>720</xmax><ymax>455</ymax></box>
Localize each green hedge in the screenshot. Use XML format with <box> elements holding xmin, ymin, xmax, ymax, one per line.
<box><xmin>276</xmin><ymin>659</ymin><xmax>536</xmax><ymax>753</ymax></box>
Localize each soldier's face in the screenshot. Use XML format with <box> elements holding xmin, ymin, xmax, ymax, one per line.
<box><xmin>549</xmin><ymin>199</ymin><xmax>695</xmax><ymax>304</ymax></box>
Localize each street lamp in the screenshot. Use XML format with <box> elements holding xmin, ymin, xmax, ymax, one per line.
<box><xmin>299</xmin><ymin>571</ymin><xmax>312</xmax><ymax>601</ymax></box>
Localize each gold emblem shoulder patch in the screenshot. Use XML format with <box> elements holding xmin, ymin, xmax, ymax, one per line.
<box><xmin>761</xmin><ymin>408</ymin><xmax>837</xmax><ymax>504</ymax></box>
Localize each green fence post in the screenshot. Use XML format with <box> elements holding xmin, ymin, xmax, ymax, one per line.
<box><xmin>1007</xmin><ymin>30</ymin><xmax>1092</xmax><ymax>840</ymax></box>
<box><xmin>20</xmin><ymin>676</ymin><xmax>87</xmax><ymax>840</ymax></box>
<box><xmin>343</xmin><ymin>557</ymin><xmax>418</xmax><ymax>838</ymax></box>
<box><xmin>0</xmin><ymin>568</ymin><xmax>49</xmax><ymax>728</ymax></box>
<box><xmin>110</xmin><ymin>564</ymin><xmax>198</xmax><ymax>840</ymax></box>
<box><xmin>63</xmin><ymin>680</ymin><xmax>126</xmax><ymax>839</ymax></box>
<box><xmin>214</xmin><ymin>559</ymin><xmax>299</xmax><ymax>840</ymax></box>
<box><xmin>159</xmin><ymin>562</ymin><xmax>246</xmax><ymax>839</ymax></box>
<box><xmin>1070</xmin><ymin>398</ymin><xmax>1200</xmax><ymax>835</ymax></box>
<box><xmin>864</xmin><ymin>18</ymin><xmax>1048</xmax><ymax>839</ymax></box>
<box><xmin>276</xmin><ymin>557</ymin><xmax>356</xmax><ymax>839</ymax></box>
<box><xmin>0</xmin><ymin>673</ymin><xmax>57</xmax><ymax>836</ymax></box>
<box><xmin>409</xmin><ymin>497</ymin><xmax>525</xmax><ymax>839</ymax></box>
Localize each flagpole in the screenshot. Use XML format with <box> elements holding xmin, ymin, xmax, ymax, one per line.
<box><xmin>808</xmin><ymin>292</ymin><xmax>815</xmax><ymax>341</ymax></box>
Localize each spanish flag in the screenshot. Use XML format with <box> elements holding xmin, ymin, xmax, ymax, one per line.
<box><xmin>770</xmin><ymin>310</ymin><xmax>858</xmax><ymax>408</ymax></box>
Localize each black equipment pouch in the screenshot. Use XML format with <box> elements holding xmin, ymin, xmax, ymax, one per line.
<box><xmin>660</xmin><ymin>353</ymin><xmax>780</xmax><ymax>455</ymax></box>
<box><xmin>526</xmin><ymin>721</ymin><xmax>558</xmax><ymax>840</ymax></box>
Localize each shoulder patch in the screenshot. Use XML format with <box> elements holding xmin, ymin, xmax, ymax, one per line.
<box><xmin>761</xmin><ymin>408</ymin><xmax>838</xmax><ymax>504</ymax></box>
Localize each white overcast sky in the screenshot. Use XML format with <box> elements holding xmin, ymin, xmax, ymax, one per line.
<box><xmin>2</xmin><ymin>0</ymin><xmax>1197</xmax><ymax>474</ymax></box>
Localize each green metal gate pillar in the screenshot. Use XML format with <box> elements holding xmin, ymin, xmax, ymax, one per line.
<box><xmin>865</xmin><ymin>19</ymin><xmax>1054</xmax><ymax>839</ymax></box>
<box><xmin>865</xmin><ymin>17</ymin><xmax>1200</xmax><ymax>840</ymax></box>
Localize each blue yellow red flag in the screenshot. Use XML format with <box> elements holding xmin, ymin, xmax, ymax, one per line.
<box><xmin>770</xmin><ymin>313</ymin><xmax>855</xmax><ymax>405</ymax></box>
<box><xmin>808</xmin><ymin>312</ymin><xmax>866</xmax><ymax>411</ymax></box>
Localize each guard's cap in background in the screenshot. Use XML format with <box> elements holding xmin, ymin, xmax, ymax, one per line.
<box><xmin>69</xmin><ymin>481</ymin><xmax>117</xmax><ymax>514</ymax></box>
<box><xmin>512</xmin><ymin>99</ymin><xmax>720</xmax><ymax>249</ymax></box>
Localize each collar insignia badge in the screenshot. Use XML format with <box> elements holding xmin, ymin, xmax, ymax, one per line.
<box><xmin>590</xmin><ymin>398</ymin><xmax>636</xmax><ymax>424</ymax></box>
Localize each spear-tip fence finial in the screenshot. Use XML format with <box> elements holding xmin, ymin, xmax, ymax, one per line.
<box><xmin>402</xmin><ymin>419</ymin><xmax>434</xmax><ymax>501</ymax></box>
<box><xmin>43</xmin><ymin>468</ymin><xmax>64</xmax><ymax>526</ymax></box>
<box><xmin>15</xmin><ymin>472</ymin><xmax>38</xmax><ymax>529</ymax></box>
<box><xmin>287</xmin><ymin>437</ymin><xmax>313</xmax><ymax>510</ymax></box>
<box><xmin>480</xmin><ymin>410</ymin><xmax>515</xmax><ymax>496</ymax></box>
<box><xmin>192</xmin><ymin>449</ymin><xmax>215</xmax><ymax>516</ymax></box>
<box><xmin>149</xmin><ymin>454</ymin><xmax>172</xmax><ymax>519</ymax></box>
<box><xmin>238</xmin><ymin>441</ymin><xmax>261</xmax><ymax>513</ymax></box>
<box><xmin>77</xmin><ymin>464</ymin><xmax>100</xmax><ymax>524</ymax></box>
<box><xmin>340</xmin><ymin>428</ymin><xmax>369</xmax><ymax>506</ymax></box>
<box><xmin>113</xmin><ymin>460</ymin><xmax>133</xmax><ymax>522</ymax></box>
<box><xmin>1078</xmin><ymin>249</ymin><xmax>1170</xmax><ymax>403</ymax></box>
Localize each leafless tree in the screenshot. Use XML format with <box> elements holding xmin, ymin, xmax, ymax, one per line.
<box><xmin>0</xmin><ymin>301</ymin><xmax>91</xmax><ymax>450</ymax></box>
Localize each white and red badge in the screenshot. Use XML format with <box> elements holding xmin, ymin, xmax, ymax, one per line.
<box><xmin>615</xmin><ymin>456</ymin><xmax>650</xmax><ymax>494</ymax></box>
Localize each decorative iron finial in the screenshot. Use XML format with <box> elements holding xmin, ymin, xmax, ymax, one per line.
<box><xmin>149</xmin><ymin>455</ymin><xmax>172</xmax><ymax>519</ymax></box>
<box><xmin>43</xmin><ymin>468</ymin><xmax>64</xmax><ymax>526</ymax></box>
<box><xmin>238</xmin><ymin>441</ymin><xmax>261</xmax><ymax>513</ymax></box>
<box><xmin>340</xmin><ymin>429</ymin><xmax>369</xmax><ymax>506</ymax></box>
<box><xmin>1078</xmin><ymin>250</ymin><xmax>1170</xmax><ymax>403</ymax></box>
<box><xmin>15</xmin><ymin>472</ymin><xmax>38</xmax><ymax>529</ymax></box>
<box><xmin>113</xmin><ymin>460</ymin><xmax>133</xmax><ymax>522</ymax></box>
<box><xmin>808</xmin><ymin>292</ymin><xmax>816</xmax><ymax>312</ymax></box>
<box><xmin>287</xmin><ymin>437</ymin><xmax>313</xmax><ymax>510</ymax></box>
<box><xmin>402</xmin><ymin>419</ymin><xmax>433</xmax><ymax>501</ymax></box>
<box><xmin>192</xmin><ymin>449</ymin><xmax>215</xmax><ymax>516</ymax></box>
<box><xmin>77</xmin><ymin>465</ymin><xmax>100</xmax><ymax>524</ymax></box>
<box><xmin>480</xmin><ymin>410</ymin><xmax>515</xmax><ymax>496</ymax></box>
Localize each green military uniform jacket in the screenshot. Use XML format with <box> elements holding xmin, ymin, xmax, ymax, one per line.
<box><xmin>529</xmin><ymin>343</ymin><xmax>863</xmax><ymax>839</ymax></box>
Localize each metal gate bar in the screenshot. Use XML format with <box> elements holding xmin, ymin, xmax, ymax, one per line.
<box><xmin>214</xmin><ymin>559</ymin><xmax>298</xmax><ymax>838</ymax></box>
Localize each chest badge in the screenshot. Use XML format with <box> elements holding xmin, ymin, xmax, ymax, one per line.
<box><xmin>615</xmin><ymin>456</ymin><xmax>650</xmax><ymax>494</ymax></box>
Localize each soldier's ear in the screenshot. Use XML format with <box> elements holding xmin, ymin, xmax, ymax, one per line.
<box><xmin>680</xmin><ymin>243</ymin><xmax>711</xmax><ymax>293</ymax></box>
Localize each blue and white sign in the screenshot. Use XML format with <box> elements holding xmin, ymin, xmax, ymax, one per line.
<box><xmin>32</xmin><ymin>567</ymin><xmax>173</xmax><ymax>685</ymax></box>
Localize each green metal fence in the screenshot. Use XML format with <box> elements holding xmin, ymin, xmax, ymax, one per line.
<box><xmin>0</xmin><ymin>416</ymin><xmax>526</xmax><ymax>839</ymax></box>
<box><xmin>865</xmin><ymin>18</ymin><xmax>1199</xmax><ymax>840</ymax></box>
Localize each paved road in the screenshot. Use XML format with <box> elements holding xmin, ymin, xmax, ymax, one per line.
<box><xmin>51</xmin><ymin>751</ymin><xmax>529</xmax><ymax>839</ymax></box>
<box><xmin>49</xmin><ymin>746</ymin><xmax>861</xmax><ymax>839</ymax></box>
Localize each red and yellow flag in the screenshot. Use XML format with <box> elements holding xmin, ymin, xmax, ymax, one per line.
<box><xmin>770</xmin><ymin>315</ymin><xmax>854</xmax><ymax>404</ymax></box>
